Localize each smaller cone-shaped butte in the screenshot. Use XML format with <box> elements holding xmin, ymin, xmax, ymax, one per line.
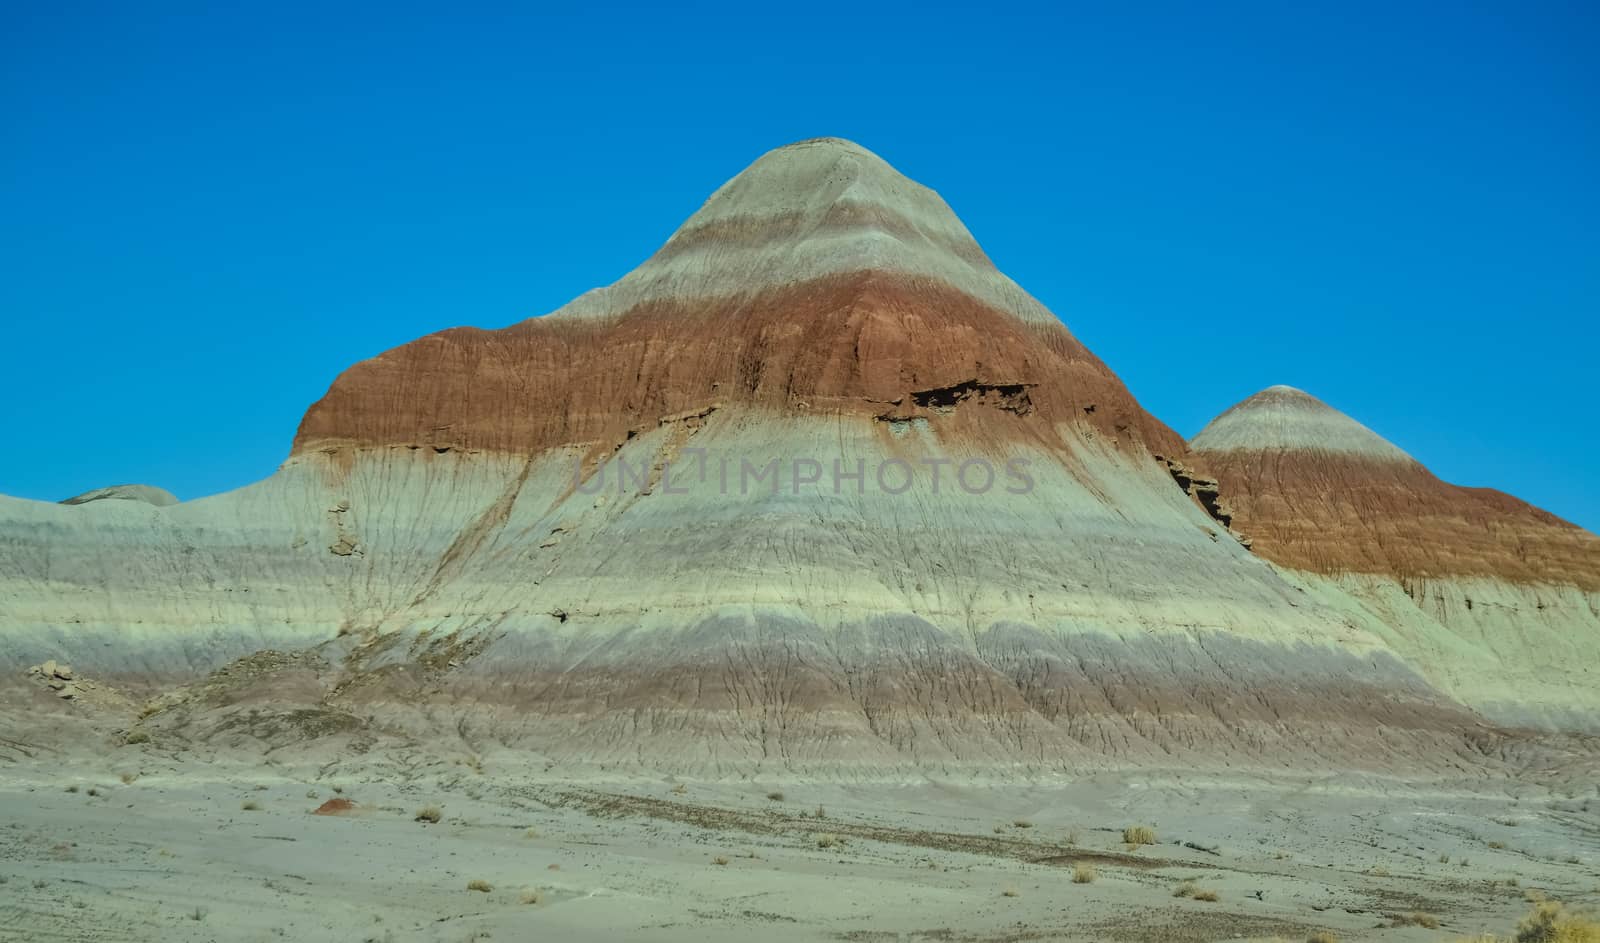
<box><xmin>1194</xmin><ymin>385</ymin><xmax>1600</xmax><ymax>730</ymax></box>
<box><xmin>1192</xmin><ymin>385</ymin><xmax>1600</xmax><ymax>587</ymax></box>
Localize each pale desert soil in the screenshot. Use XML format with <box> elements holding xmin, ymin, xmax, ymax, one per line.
<box><xmin>2</xmin><ymin>755</ymin><xmax>1597</xmax><ymax>942</ymax></box>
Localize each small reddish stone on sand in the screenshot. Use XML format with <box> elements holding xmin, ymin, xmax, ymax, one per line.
<box><xmin>313</xmin><ymin>798</ymin><xmax>356</xmax><ymax>815</ymax></box>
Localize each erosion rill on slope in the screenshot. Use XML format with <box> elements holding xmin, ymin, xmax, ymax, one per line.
<box><xmin>1192</xmin><ymin>384</ymin><xmax>1600</xmax><ymax>732</ymax></box>
<box><xmin>2</xmin><ymin>139</ymin><xmax>1595</xmax><ymax>775</ymax></box>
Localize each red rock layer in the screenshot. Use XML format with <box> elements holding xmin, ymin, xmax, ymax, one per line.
<box><xmin>1203</xmin><ymin>449</ymin><xmax>1600</xmax><ymax>590</ymax></box>
<box><xmin>292</xmin><ymin>271</ymin><xmax>1186</xmax><ymax>461</ymax></box>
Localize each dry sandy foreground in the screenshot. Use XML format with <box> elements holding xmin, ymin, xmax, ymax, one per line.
<box><xmin>2</xmin><ymin>757</ymin><xmax>1597</xmax><ymax>943</ymax></box>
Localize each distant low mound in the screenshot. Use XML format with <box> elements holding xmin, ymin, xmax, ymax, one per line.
<box><xmin>59</xmin><ymin>484</ymin><xmax>179</xmax><ymax>507</ymax></box>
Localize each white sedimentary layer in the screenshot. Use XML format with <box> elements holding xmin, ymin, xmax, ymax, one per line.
<box><xmin>1191</xmin><ymin>385</ymin><xmax>1414</xmax><ymax>462</ymax></box>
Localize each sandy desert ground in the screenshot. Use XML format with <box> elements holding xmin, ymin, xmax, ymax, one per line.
<box><xmin>4</xmin><ymin>748</ymin><xmax>1598</xmax><ymax>943</ymax></box>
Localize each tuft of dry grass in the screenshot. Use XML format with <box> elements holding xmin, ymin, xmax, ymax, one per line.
<box><xmin>414</xmin><ymin>806</ymin><xmax>442</xmax><ymax>824</ymax></box>
<box><xmin>1490</xmin><ymin>841</ymin><xmax>1508</xmax><ymax>850</ymax></box>
<box><xmin>1306</xmin><ymin>934</ymin><xmax>1339</xmax><ymax>943</ymax></box>
<box><xmin>1065</xmin><ymin>828</ymin><xmax>1082</xmax><ymax>846</ymax></box>
<box><xmin>1514</xmin><ymin>900</ymin><xmax>1600</xmax><ymax>942</ymax></box>
<box><xmin>466</xmin><ymin>879</ymin><xmax>492</xmax><ymax>893</ymax></box>
<box><xmin>1001</xmin><ymin>887</ymin><xmax>1020</xmax><ymax>898</ymax></box>
<box><xmin>670</xmin><ymin>783</ymin><xmax>687</xmax><ymax>795</ymax></box>
<box><xmin>519</xmin><ymin>889</ymin><xmax>543</xmax><ymax>905</ymax></box>
<box><xmin>524</xmin><ymin>827</ymin><xmax>539</xmax><ymax>839</ymax></box>
<box><xmin>813</xmin><ymin>805</ymin><xmax>826</xmax><ymax>819</ymax></box>
<box><xmin>1174</xmin><ymin>881</ymin><xmax>1201</xmax><ymax>898</ymax></box>
<box><xmin>766</xmin><ymin>791</ymin><xmax>784</xmax><ymax>802</ymax></box>
<box><xmin>1123</xmin><ymin>825</ymin><xmax>1156</xmax><ymax>847</ymax></box>
<box><xmin>240</xmin><ymin>800</ymin><xmax>260</xmax><ymax>811</ymax></box>
<box><xmin>1192</xmin><ymin>889</ymin><xmax>1220</xmax><ymax>902</ymax></box>
<box><xmin>815</xmin><ymin>833</ymin><xmax>842</xmax><ymax>849</ymax></box>
<box><xmin>1072</xmin><ymin>863</ymin><xmax>1096</xmax><ymax>884</ymax></box>
<box><xmin>65</xmin><ymin>785</ymin><xmax>78</xmax><ymax>793</ymax></box>
<box><xmin>1013</xmin><ymin>819</ymin><xmax>1034</xmax><ymax>829</ymax></box>
<box><xmin>123</xmin><ymin>729</ymin><xmax>150</xmax><ymax>745</ymax></box>
<box><xmin>1387</xmin><ymin>912</ymin><xmax>1440</xmax><ymax>929</ymax></box>
<box><xmin>712</xmin><ymin>856</ymin><xmax>730</xmax><ymax>866</ymax></box>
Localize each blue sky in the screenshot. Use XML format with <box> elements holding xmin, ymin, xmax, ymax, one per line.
<box><xmin>3</xmin><ymin>1</ymin><xmax>1596</xmax><ymax>531</ymax></box>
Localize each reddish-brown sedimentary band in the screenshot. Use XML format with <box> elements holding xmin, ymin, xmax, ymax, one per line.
<box><xmin>292</xmin><ymin>271</ymin><xmax>1187</xmax><ymax>461</ymax></box>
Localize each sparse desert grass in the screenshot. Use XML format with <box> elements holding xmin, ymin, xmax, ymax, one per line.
<box><xmin>519</xmin><ymin>889</ymin><xmax>543</xmax><ymax>905</ymax></box>
<box><xmin>120</xmin><ymin>772</ymin><xmax>138</xmax><ymax>785</ymax></box>
<box><xmin>1065</xmin><ymin>828</ymin><xmax>1082</xmax><ymax>845</ymax></box>
<box><xmin>190</xmin><ymin>906</ymin><xmax>206</xmax><ymax>921</ymax></box>
<box><xmin>766</xmin><ymin>791</ymin><xmax>784</xmax><ymax>802</ymax></box>
<box><xmin>1441</xmin><ymin>853</ymin><xmax>1453</xmax><ymax>863</ymax></box>
<box><xmin>240</xmin><ymin>800</ymin><xmax>260</xmax><ymax>811</ymax></box>
<box><xmin>712</xmin><ymin>856</ymin><xmax>729</xmax><ymax>866</ymax></box>
<box><xmin>1306</xmin><ymin>933</ymin><xmax>1339</xmax><ymax>943</ymax></box>
<box><xmin>65</xmin><ymin>785</ymin><xmax>78</xmax><ymax>793</ymax></box>
<box><xmin>124</xmin><ymin>729</ymin><xmax>150</xmax><ymax>745</ymax></box>
<box><xmin>1123</xmin><ymin>825</ymin><xmax>1156</xmax><ymax>847</ymax></box>
<box><xmin>1367</xmin><ymin>866</ymin><xmax>1391</xmax><ymax>877</ymax></box>
<box><xmin>524</xmin><ymin>827</ymin><xmax>539</xmax><ymax>839</ymax></box>
<box><xmin>1013</xmin><ymin>819</ymin><xmax>1034</xmax><ymax>829</ymax></box>
<box><xmin>1514</xmin><ymin>900</ymin><xmax>1600</xmax><ymax>943</ymax></box>
<box><xmin>414</xmin><ymin>806</ymin><xmax>442</xmax><ymax>824</ymax></box>
<box><xmin>814</xmin><ymin>805</ymin><xmax>826</xmax><ymax>819</ymax></box>
<box><xmin>670</xmin><ymin>783</ymin><xmax>687</xmax><ymax>795</ymax></box>
<box><xmin>1072</xmin><ymin>863</ymin><xmax>1096</xmax><ymax>884</ymax></box>
<box><xmin>1001</xmin><ymin>887</ymin><xmax>1020</xmax><ymax>898</ymax></box>
<box><xmin>1387</xmin><ymin>912</ymin><xmax>1441</xmax><ymax>929</ymax></box>
<box><xmin>466</xmin><ymin>879</ymin><xmax>492</xmax><ymax>893</ymax></box>
<box><xmin>815</xmin><ymin>833</ymin><xmax>842</xmax><ymax>849</ymax></box>
<box><xmin>1490</xmin><ymin>841</ymin><xmax>1507</xmax><ymax>849</ymax></box>
<box><xmin>1172</xmin><ymin>880</ymin><xmax>1220</xmax><ymax>901</ymax></box>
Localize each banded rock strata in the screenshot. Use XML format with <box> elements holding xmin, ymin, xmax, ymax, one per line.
<box><xmin>1</xmin><ymin>140</ymin><xmax>1593</xmax><ymax>773</ymax></box>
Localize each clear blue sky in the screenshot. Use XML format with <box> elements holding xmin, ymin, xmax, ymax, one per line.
<box><xmin>3</xmin><ymin>2</ymin><xmax>1596</xmax><ymax>532</ymax></box>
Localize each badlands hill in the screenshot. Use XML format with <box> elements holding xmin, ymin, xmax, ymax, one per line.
<box><xmin>1193</xmin><ymin>385</ymin><xmax>1600</xmax><ymax>730</ymax></box>
<box><xmin>2</xmin><ymin>139</ymin><xmax>1596</xmax><ymax>774</ymax></box>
